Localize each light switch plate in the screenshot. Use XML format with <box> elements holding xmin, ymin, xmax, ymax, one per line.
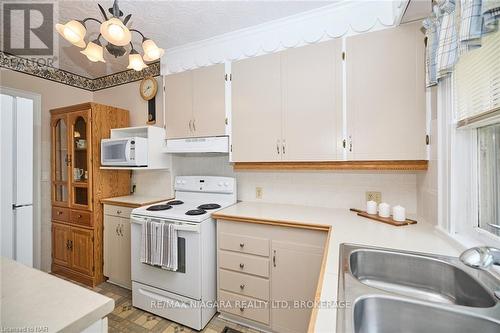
<box><xmin>256</xmin><ymin>187</ymin><xmax>263</xmax><ymax>199</ymax></box>
<box><xmin>366</xmin><ymin>191</ymin><xmax>382</xmax><ymax>204</ymax></box>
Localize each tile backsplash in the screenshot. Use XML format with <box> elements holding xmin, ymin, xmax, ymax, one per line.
<box><xmin>171</xmin><ymin>155</ymin><xmax>418</xmax><ymax>214</ymax></box>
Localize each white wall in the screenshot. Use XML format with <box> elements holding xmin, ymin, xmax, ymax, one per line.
<box><xmin>172</xmin><ymin>155</ymin><xmax>419</xmax><ymax>214</ymax></box>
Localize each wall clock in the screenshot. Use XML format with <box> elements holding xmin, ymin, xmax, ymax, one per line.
<box><xmin>140</xmin><ymin>76</ymin><xmax>158</xmax><ymax>124</ymax></box>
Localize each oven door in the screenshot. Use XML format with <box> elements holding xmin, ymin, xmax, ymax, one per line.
<box><xmin>130</xmin><ymin>215</ymin><xmax>202</xmax><ymax>300</ymax></box>
<box><xmin>101</xmin><ymin>138</ymin><xmax>132</xmax><ymax>165</ymax></box>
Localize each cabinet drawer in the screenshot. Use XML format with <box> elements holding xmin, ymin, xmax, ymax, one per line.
<box><xmin>219</xmin><ymin>290</ymin><xmax>269</xmax><ymax>325</ymax></box>
<box><xmin>70</xmin><ymin>210</ymin><xmax>92</xmax><ymax>227</ymax></box>
<box><xmin>219</xmin><ymin>251</ymin><xmax>269</xmax><ymax>278</ymax></box>
<box><xmin>104</xmin><ymin>204</ymin><xmax>133</xmax><ymax>218</ymax></box>
<box><xmin>219</xmin><ymin>232</ymin><xmax>269</xmax><ymax>257</ymax></box>
<box><xmin>52</xmin><ymin>207</ymin><xmax>69</xmax><ymax>222</ymax></box>
<box><xmin>219</xmin><ymin>269</ymin><xmax>269</xmax><ymax>301</ymax></box>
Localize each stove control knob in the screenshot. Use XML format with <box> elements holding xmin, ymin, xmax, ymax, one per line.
<box><xmin>181</xmin><ymin>180</ymin><xmax>187</xmax><ymax>185</ymax></box>
<box><xmin>224</xmin><ymin>182</ymin><xmax>229</xmax><ymax>187</ymax></box>
<box><xmin>176</xmin><ymin>180</ymin><xmax>181</xmax><ymax>184</ymax></box>
<box><xmin>218</xmin><ymin>182</ymin><xmax>223</xmax><ymax>187</ymax></box>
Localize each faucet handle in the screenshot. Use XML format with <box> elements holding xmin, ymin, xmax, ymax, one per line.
<box><xmin>459</xmin><ymin>246</ymin><xmax>500</xmax><ymax>269</ymax></box>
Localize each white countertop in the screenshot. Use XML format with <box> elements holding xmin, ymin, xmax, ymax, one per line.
<box><xmin>214</xmin><ymin>201</ymin><xmax>463</xmax><ymax>333</ymax></box>
<box><xmin>101</xmin><ymin>194</ymin><xmax>171</xmax><ymax>208</ymax></box>
<box><xmin>1</xmin><ymin>258</ymin><xmax>114</xmax><ymax>333</ymax></box>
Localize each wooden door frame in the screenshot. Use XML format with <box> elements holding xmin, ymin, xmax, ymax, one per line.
<box><xmin>0</xmin><ymin>86</ymin><xmax>42</xmax><ymax>270</ymax></box>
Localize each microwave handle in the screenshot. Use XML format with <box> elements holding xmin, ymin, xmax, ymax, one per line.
<box><xmin>125</xmin><ymin>140</ymin><xmax>131</xmax><ymax>162</ymax></box>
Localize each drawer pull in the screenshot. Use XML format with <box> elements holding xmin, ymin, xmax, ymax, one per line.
<box><xmin>239</xmin><ymin>307</ymin><xmax>244</xmax><ymax>312</ymax></box>
<box><xmin>239</xmin><ymin>243</ymin><xmax>245</xmax><ymax>248</ymax></box>
<box><xmin>117</xmin><ymin>210</ymin><xmax>122</xmax><ymax>214</ymax></box>
<box><xmin>239</xmin><ymin>263</ymin><xmax>245</xmax><ymax>269</ymax></box>
<box><xmin>77</xmin><ymin>214</ymin><xmax>82</xmax><ymax>218</ymax></box>
<box><xmin>240</xmin><ymin>284</ymin><xmax>245</xmax><ymax>290</ymax></box>
<box><xmin>57</xmin><ymin>211</ymin><xmax>63</xmax><ymax>215</ymax></box>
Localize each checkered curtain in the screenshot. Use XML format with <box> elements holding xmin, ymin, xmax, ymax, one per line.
<box><xmin>424</xmin><ymin>0</ymin><xmax>500</xmax><ymax>87</ymax></box>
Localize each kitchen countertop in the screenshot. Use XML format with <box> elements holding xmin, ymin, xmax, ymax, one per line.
<box><xmin>213</xmin><ymin>201</ymin><xmax>462</xmax><ymax>333</ymax></box>
<box><xmin>101</xmin><ymin>194</ymin><xmax>172</xmax><ymax>208</ymax></box>
<box><xmin>1</xmin><ymin>258</ymin><xmax>114</xmax><ymax>333</ymax></box>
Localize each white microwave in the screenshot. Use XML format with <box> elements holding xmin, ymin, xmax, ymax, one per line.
<box><xmin>101</xmin><ymin>137</ymin><xmax>148</xmax><ymax>167</ymax></box>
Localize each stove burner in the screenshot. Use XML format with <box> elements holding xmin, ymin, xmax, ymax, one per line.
<box><xmin>197</xmin><ymin>203</ymin><xmax>221</xmax><ymax>210</ymax></box>
<box><xmin>186</xmin><ymin>209</ymin><xmax>206</xmax><ymax>216</ymax></box>
<box><xmin>146</xmin><ymin>204</ymin><xmax>172</xmax><ymax>211</ymax></box>
<box><xmin>167</xmin><ymin>200</ymin><xmax>184</xmax><ymax>205</ymax></box>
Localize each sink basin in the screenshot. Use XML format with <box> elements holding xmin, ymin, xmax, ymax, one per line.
<box><xmin>354</xmin><ymin>296</ymin><xmax>500</xmax><ymax>333</ymax></box>
<box><xmin>349</xmin><ymin>249</ymin><xmax>497</xmax><ymax>307</ymax></box>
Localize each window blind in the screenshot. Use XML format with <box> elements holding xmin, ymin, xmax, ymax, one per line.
<box><xmin>455</xmin><ymin>31</ymin><xmax>500</xmax><ymax>127</ymax></box>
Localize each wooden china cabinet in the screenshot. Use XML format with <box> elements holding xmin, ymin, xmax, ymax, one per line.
<box><xmin>50</xmin><ymin>102</ymin><xmax>131</xmax><ymax>287</ymax></box>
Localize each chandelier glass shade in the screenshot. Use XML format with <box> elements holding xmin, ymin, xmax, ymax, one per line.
<box><xmin>55</xmin><ymin>0</ymin><xmax>163</xmax><ymax>71</ymax></box>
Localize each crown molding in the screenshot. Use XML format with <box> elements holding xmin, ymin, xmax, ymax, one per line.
<box><xmin>0</xmin><ymin>51</ymin><xmax>160</xmax><ymax>91</ymax></box>
<box><xmin>161</xmin><ymin>0</ymin><xmax>401</xmax><ymax>75</ymax></box>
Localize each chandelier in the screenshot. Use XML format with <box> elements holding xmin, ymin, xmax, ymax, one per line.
<box><xmin>55</xmin><ymin>0</ymin><xmax>164</xmax><ymax>71</ymax></box>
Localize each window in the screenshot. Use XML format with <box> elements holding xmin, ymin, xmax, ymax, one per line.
<box><xmin>478</xmin><ymin>123</ymin><xmax>500</xmax><ymax>237</ymax></box>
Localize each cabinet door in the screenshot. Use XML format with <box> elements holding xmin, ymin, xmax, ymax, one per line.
<box><xmin>271</xmin><ymin>240</ymin><xmax>324</xmax><ymax>333</ymax></box>
<box><xmin>117</xmin><ymin>217</ymin><xmax>132</xmax><ymax>288</ymax></box>
<box><xmin>103</xmin><ymin>214</ymin><xmax>120</xmax><ymax>279</ymax></box>
<box><xmin>232</xmin><ymin>53</ymin><xmax>282</xmax><ymax>162</ymax></box>
<box><xmin>346</xmin><ymin>22</ymin><xmax>426</xmax><ymax>160</ymax></box>
<box><xmin>282</xmin><ymin>40</ymin><xmax>343</xmax><ymax>161</ymax></box>
<box><xmin>51</xmin><ymin>115</ymin><xmax>70</xmax><ymax>207</ymax></box>
<box><xmin>52</xmin><ymin>223</ymin><xmax>71</xmax><ymax>267</ymax></box>
<box><xmin>165</xmin><ymin>71</ymin><xmax>194</xmax><ymax>139</ymax></box>
<box><xmin>192</xmin><ymin>64</ymin><xmax>226</xmax><ymax>137</ymax></box>
<box><xmin>70</xmin><ymin>227</ymin><xmax>94</xmax><ymax>276</ymax></box>
<box><xmin>68</xmin><ymin>110</ymin><xmax>92</xmax><ymax>210</ymax></box>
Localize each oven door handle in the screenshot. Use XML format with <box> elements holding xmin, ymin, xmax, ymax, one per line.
<box><xmin>131</xmin><ymin>215</ymin><xmax>200</xmax><ymax>233</ymax></box>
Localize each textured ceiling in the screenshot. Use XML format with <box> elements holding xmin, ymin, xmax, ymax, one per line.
<box><xmin>54</xmin><ymin>0</ymin><xmax>334</xmax><ymax>78</ymax></box>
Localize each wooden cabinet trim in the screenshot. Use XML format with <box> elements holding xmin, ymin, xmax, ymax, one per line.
<box><xmin>232</xmin><ymin>160</ymin><xmax>428</xmax><ymax>171</ymax></box>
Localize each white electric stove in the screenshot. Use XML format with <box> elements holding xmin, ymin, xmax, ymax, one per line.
<box><xmin>130</xmin><ymin>176</ymin><xmax>236</xmax><ymax>330</ymax></box>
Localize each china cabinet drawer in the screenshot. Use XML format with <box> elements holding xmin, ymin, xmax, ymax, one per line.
<box><xmin>52</xmin><ymin>207</ymin><xmax>69</xmax><ymax>222</ymax></box>
<box><xmin>219</xmin><ymin>269</ymin><xmax>269</xmax><ymax>301</ymax></box>
<box><xmin>70</xmin><ymin>210</ymin><xmax>92</xmax><ymax>227</ymax></box>
<box><xmin>219</xmin><ymin>251</ymin><xmax>269</xmax><ymax>278</ymax></box>
<box><xmin>219</xmin><ymin>290</ymin><xmax>270</xmax><ymax>325</ymax></box>
<box><xmin>219</xmin><ymin>232</ymin><xmax>270</xmax><ymax>257</ymax></box>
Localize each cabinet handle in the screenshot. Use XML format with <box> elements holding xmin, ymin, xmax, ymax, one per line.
<box><xmin>77</xmin><ymin>214</ymin><xmax>82</xmax><ymax>218</ymax></box>
<box><xmin>117</xmin><ymin>210</ymin><xmax>122</xmax><ymax>214</ymax></box>
<box><xmin>349</xmin><ymin>136</ymin><xmax>353</xmax><ymax>152</ymax></box>
<box><xmin>57</xmin><ymin>211</ymin><xmax>63</xmax><ymax>215</ymax></box>
<box><xmin>119</xmin><ymin>224</ymin><xmax>123</xmax><ymax>237</ymax></box>
<box><xmin>189</xmin><ymin>120</ymin><xmax>193</xmax><ymax>132</ymax></box>
<box><xmin>116</xmin><ymin>225</ymin><xmax>119</xmax><ymax>236</ymax></box>
<box><xmin>239</xmin><ymin>307</ymin><xmax>244</xmax><ymax>312</ymax></box>
<box><xmin>282</xmin><ymin>140</ymin><xmax>286</xmax><ymax>155</ymax></box>
<box><xmin>273</xmin><ymin>250</ymin><xmax>277</xmax><ymax>267</ymax></box>
<box><xmin>66</xmin><ymin>240</ymin><xmax>70</xmax><ymax>249</ymax></box>
<box><xmin>239</xmin><ymin>243</ymin><xmax>244</xmax><ymax>248</ymax></box>
<box><xmin>192</xmin><ymin>119</ymin><xmax>196</xmax><ymax>132</ymax></box>
<box><xmin>276</xmin><ymin>140</ymin><xmax>280</xmax><ymax>155</ymax></box>
<box><xmin>239</xmin><ymin>263</ymin><xmax>245</xmax><ymax>269</ymax></box>
<box><xmin>240</xmin><ymin>284</ymin><xmax>245</xmax><ymax>290</ymax></box>
<box><xmin>68</xmin><ymin>240</ymin><xmax>73</xmax><ymax>250</ymax></box>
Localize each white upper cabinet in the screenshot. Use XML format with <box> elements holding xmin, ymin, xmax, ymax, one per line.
<box><xmin>281</xmin><ymin>40</ymin><xmax>343</xmax><ymax>161</ymax></box>
<box><xmin>165</xmin><ymin>64</ymin><xmax>226</xmax><ymax>139</ymax></box>
<box><xmin>346</xmin><ymin>22</ymin><xmax>426</xmax><ymax>160</ymax></box>
<box><xmin>232</xmin><ymin>53</ymin><xmax>283</xmax><ymax>162</ymax></box>
<box><xmin>231</xmin><ymin>40</ymin><xmax>343</xmax><ymax>162</ymax></box>
<box><xmin>165</xmin><ymin>71</ymin><xmax>193</xmax><ymax>139</ymax></box>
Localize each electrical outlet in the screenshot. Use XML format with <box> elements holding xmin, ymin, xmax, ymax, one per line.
<box><xmin>256</xmin><ymin>187</ymin><xmax>263</xmax><ymax>199</ymax></box>
<box><xmin>366</xmin><ymin>191</ymin><xmax>382</xmax><ymax>204</ymax></box>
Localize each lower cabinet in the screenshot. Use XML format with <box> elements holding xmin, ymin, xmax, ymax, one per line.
<box><xmin>103</xmin><ymin>204</ymin><xmax>132</xmax><ymax>289</ymax></box>
<box><xmin>216</xmin><ymin>219</ymin><xmax>328</xmax><ymax>333</ymax></box>
<box><xmin>52</xmin><ymin>222</ymin><xmax>94</xmax><ymax>277</ymax></box>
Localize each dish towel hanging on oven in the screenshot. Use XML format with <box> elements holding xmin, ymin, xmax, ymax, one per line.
<box><xmin>140</xmin><ymin>220</ymin><xmax>178</xmax><ymax>271</ymax></box>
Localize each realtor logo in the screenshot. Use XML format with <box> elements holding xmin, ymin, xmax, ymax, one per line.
<box><xmin>2</xmin><ymin>2</ymin><xmax>54</xmax><ymax>56</ymax></box>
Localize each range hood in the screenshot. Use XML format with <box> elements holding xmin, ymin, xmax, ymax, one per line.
<box><xmin>164</xmin><ymin>136</ymin><xmax>229</xmax><ymax>153</ymax></box>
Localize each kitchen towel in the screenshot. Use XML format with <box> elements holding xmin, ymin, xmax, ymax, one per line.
<box><xmin>140</xmin><ymin>219</ymin><xmax>178</xmax><ymax>271</ymax></box>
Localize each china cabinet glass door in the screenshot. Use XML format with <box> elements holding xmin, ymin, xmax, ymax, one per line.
<box><xmin>69</xmin><ymin>110</ymin><xmax>92</xmax><ymax>210</ymax></box>
<box><xmin>52</xmin><ymin>115</ymin><xmax>69</xmax><ymax>206</ymax></box>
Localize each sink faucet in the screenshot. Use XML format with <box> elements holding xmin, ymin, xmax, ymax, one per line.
<box><xmin>460</xmin><ymin>247</ymin><xmax>500</xmax><ymax>269</ymax></box>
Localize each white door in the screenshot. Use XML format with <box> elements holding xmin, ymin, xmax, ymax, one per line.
<box><xmin>0</xmin><ymin>93</ymin><xmax>34</xmax><ymax>267</ymax></box>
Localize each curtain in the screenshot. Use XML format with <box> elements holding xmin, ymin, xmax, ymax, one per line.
<box><xmin>424</xmin><ymin>0</ymin><xmax>500</xmax><ymax>87</ymax></box>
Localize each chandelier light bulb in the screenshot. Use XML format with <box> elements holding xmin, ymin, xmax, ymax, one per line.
<box><xmin>80</xmin><ymin>40</ymin><xmax>105</xmax><ymax>63</ymax></box>
<box><xmin>142</xmin><ymin>39</ymin><xmax>165</xmax><ymax>61</ymax></box>
<box><xmin>55</xmin><ymin>20</ymin><xmax>86</xmax><ymax>48</ymax></box>
<box><xmin>127</xmin><ymin>51</ymin><xmax>148</xmax><ymax>71</ymax></box>
<box><xmin>100</xmin><ymin>18</ymin><xmax>131</xmax><ymax>46</ymax></box>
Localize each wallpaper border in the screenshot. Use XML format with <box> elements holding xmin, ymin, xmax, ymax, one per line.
<box><xmin>0</xmin><ymin>51</ymin><xmax>160</xmax><ymax>91</ymax></box>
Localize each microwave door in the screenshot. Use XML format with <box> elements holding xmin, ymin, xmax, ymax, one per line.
<box><xmin>103</xmin><ymin>140</ymin><xmax>128</xmax><ymax>164</ymax></box>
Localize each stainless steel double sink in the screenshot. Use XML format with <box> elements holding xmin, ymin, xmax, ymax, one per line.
<box><xmin>336</xmin><ymin>244</ymin><xmax>500</xmax><ymax>333</ymax></box>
